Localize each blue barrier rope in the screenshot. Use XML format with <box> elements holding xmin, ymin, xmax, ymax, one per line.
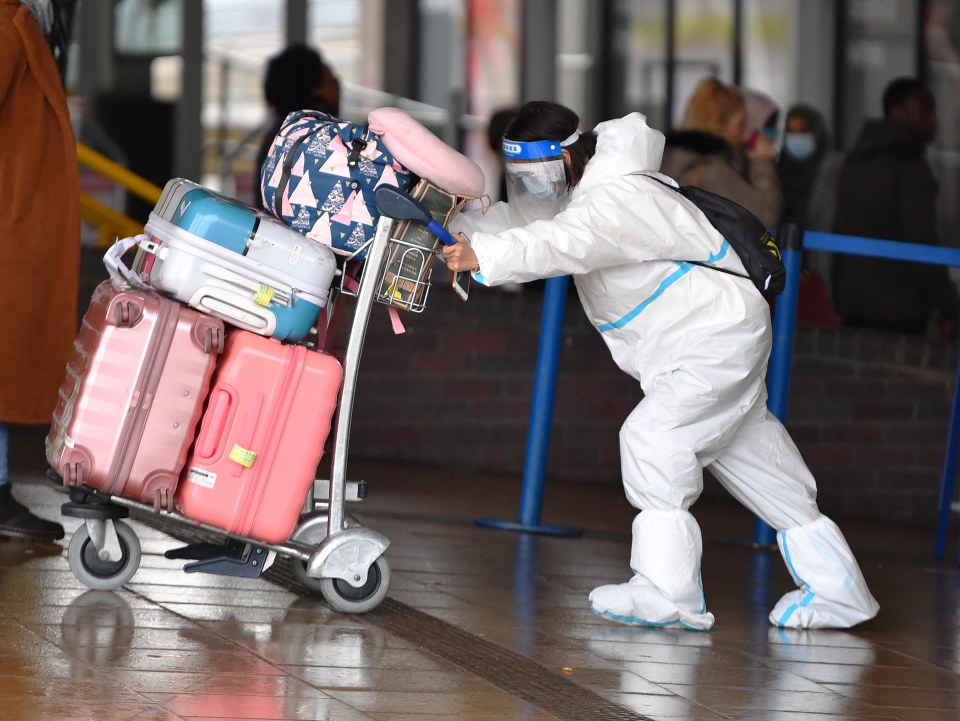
<box><xmin>774</xmin><ymin>229</ymin><xmax>960</xmax><ymax>562</ymax></box>
<box><xmin>804</xmin><ymin>231</ymin><xmax>960</xmax><ymax>266</ymax></box>
<box><xmin>489</xmin><ymin>227</ymin><xmax>960</xmax><ymax>557</ymax></box>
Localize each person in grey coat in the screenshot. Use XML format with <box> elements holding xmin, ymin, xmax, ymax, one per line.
<box><xmin>832</xmin><ymin>77</ymin><xmax>958</xmax><ymax>338</ymax></box>
<box><xmin>660</xmin><ymin>77</ymin><xmax>782</xmax><ymax>229</ymax></box>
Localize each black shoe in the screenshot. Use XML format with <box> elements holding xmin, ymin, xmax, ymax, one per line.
<box><xmin>0</xmin><ymin>484</ymin><xmax>65</xmax><ymax>542</ymax></box>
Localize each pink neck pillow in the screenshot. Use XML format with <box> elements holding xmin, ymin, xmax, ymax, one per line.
<box><xmin>368</xmin><ymin>107</ymin><xmax>485</xmax><ymax>198</ymax></box>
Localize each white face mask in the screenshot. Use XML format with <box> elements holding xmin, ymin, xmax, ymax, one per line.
<box><xmin>783</xmin><ymin>132</ymin><xmax>817</xmax><ymax>161</ymax></box>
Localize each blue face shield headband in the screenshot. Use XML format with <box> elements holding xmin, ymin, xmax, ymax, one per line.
<box><xmin>502</xmin><ymin>138</ymin><xmax>565</xmax><ymax>161</ymax></box>
<box><xmin>501</xmin><ymin>132</ymin><xmax>580</xmax><ymax>223</ymax></box>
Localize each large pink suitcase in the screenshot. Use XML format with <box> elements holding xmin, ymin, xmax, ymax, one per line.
<box><xmin>46</xmin><ymin>281</ymin><xmax>224</xmax><ymax>510</ymax></box>
<box><xmin>174</xmin><ymin>330</ymin><xmax>343</xmax><ymax>544</ymax></box>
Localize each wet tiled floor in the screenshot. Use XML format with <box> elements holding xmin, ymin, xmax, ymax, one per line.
<box><xmin>1</xmin><ymin>457</ymin><xmax>959</xmax><ymax>721</ymax></box>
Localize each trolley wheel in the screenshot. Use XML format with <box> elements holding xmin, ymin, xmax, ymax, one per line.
<box><xmin>287</xmin><ymin>514</ymin><xmax>360</xmax><ymax>592</ymax></box>
<box><xmin>68</xmin><ymin>520</ymin><xmax>141</xmax><ymax>591</ymax></box>
<box><xmin>319</xmin><ymin>554</ymin><xmax>391</xmax><ymax>614</ymax></box>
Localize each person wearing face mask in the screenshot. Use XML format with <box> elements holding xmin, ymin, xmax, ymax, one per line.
<box><xmin>441</xmin><ymin>100</ymin><xmax>878</xmax><ymax>632</ymax></box>
<box><xmin>832</xmin><ymin>77</ymin><xmax>959</xmax><ymax>338</ymax></box>
<box><xmin>778</xmin><ymin>104</ymin><xmax>844</xmax><ymax>323</ymax></box>
<box><xmin>779</xmin><ymin>104</ymin><xmax>842</xmax><ymax>235</ymax></box>
<box><xmin>659</xmin><ymin>77</ymin><xmax>782</xmax><ymax>229</ymax></box>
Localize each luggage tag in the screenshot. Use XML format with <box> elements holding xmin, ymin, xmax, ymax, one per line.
<box><xmin>104</xmin><ymin>235</ymin><xmax>152</xmax><ymax>291</ymax></box>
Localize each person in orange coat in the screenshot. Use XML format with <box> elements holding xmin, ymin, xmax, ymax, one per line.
<box><xmin>0</xmin><ymin>0</ymin><xmax>79</xmax><ymax>541</ymax></box>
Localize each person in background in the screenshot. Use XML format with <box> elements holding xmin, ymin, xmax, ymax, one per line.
<box><xmin>832</xmin><ymin>77</ymin><xmax>958</xmax><ymax>338</ymax></box>
<box><xmin>741</xmin><ymin>87</ymin><xmax>780</xmax><ymax>150</ymax></box>
<box><xmin>778</xmin><ymin>103</ymin><xmax>844</xmax><ymax>324</ymax></box>
<box><xmin>442</xmin><ymin>100</ymin><xmax>878</xmax><ymax>632</ymax></box>
<box><xmin>0</xmin><ymin>0</ymin><xmax>79</xmax><ymax>542</ymax></box>
<box><xmin>255</xmin><ymin>43</ymin><xmax>341</xmax><ymax>209</ymax></box>
<box><xmin>659</xmin><ymin>76</ymin><xmax>782</xmax><ymax>229</ymax></box>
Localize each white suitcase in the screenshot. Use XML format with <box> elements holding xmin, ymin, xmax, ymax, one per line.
<box><xmin>139</xmin><ymin>178</ymin><xmax>338</xmax><ymax>342</ymax></box>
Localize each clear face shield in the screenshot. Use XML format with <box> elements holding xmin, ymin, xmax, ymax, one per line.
<box><xmin>502</xmin><ymin>133</ymin><xmax>579</xmax><ymax>225</ymax></box>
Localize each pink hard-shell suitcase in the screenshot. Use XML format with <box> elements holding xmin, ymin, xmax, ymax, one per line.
<box><xmin>46</xmin><ymin>281</ymin><xmax>224</xmax><ymax>510</ymax></box>
<box><xmin>174</xmin><ymin>330</ymin><xmax>343</xmax><ymax>544</ymax></box>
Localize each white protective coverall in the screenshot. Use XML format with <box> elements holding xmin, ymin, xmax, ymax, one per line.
<box><xmin>452</xmin><ymin>113</ymin><xmax>879</xmax><ymax>630</ymax></box>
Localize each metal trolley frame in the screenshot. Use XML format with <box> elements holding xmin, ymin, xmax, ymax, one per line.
<box><xmin>59</xmin><ymin>216</ymin><xmax>430</xmax><ymax>614</ymax></box>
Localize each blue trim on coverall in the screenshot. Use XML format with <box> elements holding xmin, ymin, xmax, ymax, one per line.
<box><xmin>776</xmin><ymin>529</ymin><xmax>816</xmax><ymax>626</ymax></box>
<box><xmin>598</xmin><ymin>240</ymin><xmax>733</xmax><ymax>332</ymax></box>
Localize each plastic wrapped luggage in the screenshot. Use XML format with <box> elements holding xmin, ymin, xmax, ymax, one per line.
<box><xmin>140</xmin><ymin>178</ymin><xmax>337</xmax><ymax>342</ymax></box>
<box><xmin>46</xmin><ymin>281</ymin><xmax>224</xmax><ymax>510</ymax></box>
<box><xmin>174</xmin><ymin>330</ymin><xmax>343</xmax><ymax>544</ymax></box>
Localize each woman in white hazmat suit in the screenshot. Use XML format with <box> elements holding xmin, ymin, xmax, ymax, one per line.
<box><xmin>444</xmin><ymin>101</ymin><xmax>878</xmax><ymax>630</ymax></box>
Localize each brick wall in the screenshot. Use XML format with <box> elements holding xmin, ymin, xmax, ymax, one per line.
<box><xmin>343</xmin><ymin>284</ymin><xmax>957</xmax><ymax>525</ymax></box>
<box><xmin>73</xmin><ymin>249</ymin><xmax>958</xmax><ymax>526</ymax></box>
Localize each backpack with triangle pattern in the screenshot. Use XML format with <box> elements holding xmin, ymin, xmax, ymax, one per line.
<box><xmin>261</xmin><ymin>111</ymin><xmax>413</xmax><ymax>260</ymax></box>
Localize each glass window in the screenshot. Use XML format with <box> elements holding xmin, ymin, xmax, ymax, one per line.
<box><xmin>926</xmin><ymin>0</ymin><xmax>960</xmax><ymax>245</ymax></box>
<box><xmin>841</xmin><ymin>0</ymin><xmax>918</xmax><ymax>145</ymax></box>
<box><xmin>673</xmin><ymin>0</ymin><xmax>732</xmax><ymax>127</ymax></box>
<box><xmin>309</xmin><ymin>0</ymin><xmax>362</xmax><ymax>87</ymax></box>
<box><xmin>741</xmin><ymin>0</ymin><xmax>796</xmax><ymax>128</ymax></box>
<box><xmin>607</xmin><ymin>0</ymin><xmax>669</xmax><ymax>129</ymax></box>
<box><xmin>114</xmin><ymin>0</ymin><xmax>183</xmax><ymax>55</ymax></box>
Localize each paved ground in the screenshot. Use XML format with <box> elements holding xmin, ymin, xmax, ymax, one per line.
<box><xmin>1</xmin><ymin>450</ymin><xmax>959</xmax><ymax>720</ymax></box>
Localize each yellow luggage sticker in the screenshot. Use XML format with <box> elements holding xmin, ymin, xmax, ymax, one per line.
<box><xmin>229</xmin><ymin>445</ymin><xmax>257</xmax><ymax>468</ymax></box>
<box><xmin>253</xmin><ymin>284</ymin><xmax>275</xmax><ymax>306</ymax></box>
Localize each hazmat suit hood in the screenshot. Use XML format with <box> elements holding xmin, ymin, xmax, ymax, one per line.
<box><xmin>575</xmin><ymin>113</ymin><xmax>665</xmax><ymax>196</ymax></box>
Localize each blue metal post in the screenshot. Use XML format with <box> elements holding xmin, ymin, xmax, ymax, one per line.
<box><xmin>476</xmin><ymin>275</ymin><xmax>582</xmax><ymax>536</ymax></box>
<box><xmin>755</xmin><ymin>224</ymin><xmax>804</xmax><ymax>546</ymax></box>
<box><xmin>935</xmin><ymin>352</ymin><xmax>960</xmax><ymax>561</ymax></box>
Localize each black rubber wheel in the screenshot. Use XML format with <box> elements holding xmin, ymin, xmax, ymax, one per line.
<box><xmin>68</xmin><ymin>520</ymin><xmax>141</xmax><ymax>590</ymax></box>
<box><xmin>319</xmin><ymin>555</ymin><xmax>390</xmax><ymax>613</ymax></box>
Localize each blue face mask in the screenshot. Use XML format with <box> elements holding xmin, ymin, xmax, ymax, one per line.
<box><xmin>521</xmin><ymin>174</ymin><xmax>555</xmax><ymax>198</ymax></box>
<box><xmin>783</xmin><ymin>132</ymin><xmax>817</xmax><ymax>161</ymax></box>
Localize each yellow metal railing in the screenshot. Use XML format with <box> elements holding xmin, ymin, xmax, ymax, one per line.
<box><xmin>76</xmin><ymin>143</ymin><xmax>163</xmax><ymax>246</ymax></box>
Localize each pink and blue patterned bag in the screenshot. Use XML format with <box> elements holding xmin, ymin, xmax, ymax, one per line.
<box><xmin>260</xmin><ymin>111</ymin><xmax>412</xmax><ymax>260</ymax></box>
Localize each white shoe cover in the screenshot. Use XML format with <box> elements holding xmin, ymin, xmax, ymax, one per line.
<box><xmin>589</xmin><ymin>510</ymin><xmax>715</xmax><ymax>631</ymax></box>
<box><xmin>590</xmin><ymin>574</ymin><xmax>716</xmax><ymax>631</ymax></box>
<box><xmin>770</xmin><ymin>515</ymin><xmax>879</xmax><ymax>629</ymax></box>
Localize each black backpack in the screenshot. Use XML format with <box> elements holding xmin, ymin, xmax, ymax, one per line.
<box><xmin>638</xmin><ymin>173</ymin><xmax>786</xmax><ymax>298</ymax></box>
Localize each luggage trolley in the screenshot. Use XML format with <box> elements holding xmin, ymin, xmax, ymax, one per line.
<box><xmin>57</xmin><ymin>211</ymin><xmax>437</xmax><ymax>614</ymax></box>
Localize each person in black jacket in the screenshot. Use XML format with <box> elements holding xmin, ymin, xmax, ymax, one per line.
<box><xmin>832</xmin><ymin>77</ymin><xmax>958</xmax><ymax>338</ymax></box>
<box><xmin>254</xmin><ymin>44</ymin><xmax>340</xmax><ymax>210</ymax></box>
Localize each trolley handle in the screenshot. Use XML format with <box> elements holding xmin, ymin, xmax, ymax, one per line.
<box><xmin>374</xmin><ymin>186</ymin><xmax>469</xmax><ymax>301</ymax></box>
<box><xmin>374</xmin><ymin>186</ymin><xmax>457</xmax><ymax>246</ymax></box>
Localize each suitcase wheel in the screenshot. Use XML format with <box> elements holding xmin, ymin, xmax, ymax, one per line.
<box><xmin>64</xmin><ymin>463</ymin><xmax>81</xmax><ymax>487</ymax></box>
<box><xmin>319</xmin><ymin>555</ymin><xmax>391</xmax><ymax>614</ymax></box>
<box><xmin>113</xmin><ymin>300</ymin><xmax>142</xmax><ymax>328</ymax></box>
<box><xmin>68</xmin><ymin>519</ymin><xmax>142</xmax><ymax>590</ymax></box>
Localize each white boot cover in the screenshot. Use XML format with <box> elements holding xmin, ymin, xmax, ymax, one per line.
<box><xmin>770</xmin><ymin>515</ymin><xmax>879</xmax><ymax>629</ymax></box>
<box><xmin>589</xmin><ymin>510</ymin><xmax>715</xmax><ymax>631</ymax></box>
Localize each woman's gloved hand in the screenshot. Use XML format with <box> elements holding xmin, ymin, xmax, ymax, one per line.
<box><xmin>442</xmin><ymin>233</ymin><xmax>480</xmax><ymax>273</ymax></box>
